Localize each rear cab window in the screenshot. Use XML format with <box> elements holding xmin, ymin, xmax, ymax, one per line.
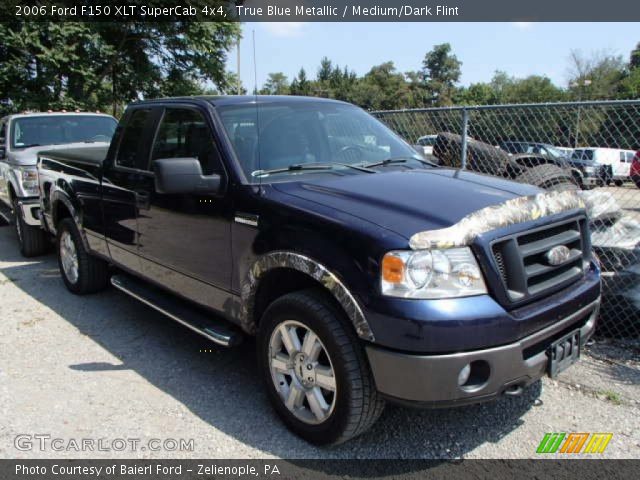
<box><xmin>116</xmin><ymin>109</ymin><xmax>154</xmax><ymax>170</ymax></box>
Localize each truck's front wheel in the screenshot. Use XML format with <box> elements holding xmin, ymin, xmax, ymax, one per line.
<box><xmin>13</xmin><ymin>198</ymin><xmax>48</xmax><ymax>257</ymax></box>
<box><xmin>257</xmin><ymin>290</ymin><xmax>385</xmax><ymax>445</ymax></box>
<box><xmin>56</xmin><ymin>218</ymin><xmax>109</xmax><ymax>294</ymax></box>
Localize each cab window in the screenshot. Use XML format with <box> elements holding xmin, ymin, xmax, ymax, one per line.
<box><xmin>151</xmin><ymin>108</ymin><xmax>223</xmax><ymax>176</ymax></box>
<box><xmin>116</xmin><ymin>109</ymin><xmax>153</xmax><ymax>170</ymax></box>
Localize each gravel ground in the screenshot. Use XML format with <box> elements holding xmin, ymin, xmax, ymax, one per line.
<box><xmin>0</xmin><ymin>225</ymin><xmax>639</xmax><ymax>459</ymax></box>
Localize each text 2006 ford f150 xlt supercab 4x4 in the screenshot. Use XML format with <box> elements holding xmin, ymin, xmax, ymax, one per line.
<box><xmin>36</xmin><ymin>96</ymin><xmax>601</xmax><ymax>445</ymax></box>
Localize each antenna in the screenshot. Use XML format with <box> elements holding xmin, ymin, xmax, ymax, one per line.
<box><xmin>253</xmin><ymin>29</ymin><xmax>262</xmax><ymax>185</ymax></box>
<box><xmin>236</xmin><ymin>34</ymin><xmax>241</xmax><ymax>95</ymax></box>
<box><xmin>252</xmin><ymin>29</ymin><xmax>258</xmax><ymax>97</ymax></box>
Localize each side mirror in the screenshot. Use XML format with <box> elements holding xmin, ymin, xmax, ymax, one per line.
<box><xmin>154</xmin><ymin>157</ymin><xmax>221</xmax><ymax>195</ymax></box>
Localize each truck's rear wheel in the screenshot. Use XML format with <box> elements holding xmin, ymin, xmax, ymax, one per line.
<box><xmin>56</xmin><ymin>218</ymin><xmax>109</xmax><ymax>294</ymax></box>
<box><xmin>257</xmin><ymin>290</ymin><xmax>384</xmax><ymax>445</ymax></box>
<box><xmin>13</xmin><ymin>198</ymin><xmax>48</xmax><ymax>257</ymax></box>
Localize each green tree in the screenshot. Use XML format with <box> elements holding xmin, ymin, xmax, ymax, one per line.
<box><xmin>0</xmin><ymin>23</ymin><xmax>106</xmax><ymax>113</ymax></box>
<box><xmin>0</xmin><ymin>20</ymin><xmax>239</xmax><ymax>116</ymax></box>
<box><xmin>260</xmin><ymin>72</ymin><xmax>289</xmax><ymax>95</ymax></box>
<box><xmin>421</xmin><ymin>43</ymin><xmax>462</xmax><ymax>106</ymax></box>
<box><xmin>349</xmin><ymin>62</ymin><xmax>414</xmax><ymax>110</ymax></box>
<box><xmin>630</xmin><ymin>42</ymin><xmax>640</xmax><ymax>70</ymax></box>
<box><xmin>404</xmin><ymin>70</ymin><xmax>428</xmax><ymax>107</ymax></box>
<box><xmin>289</xmin><ymin>68</ymin><xmax>312</xmax><ymax>96</ymax></box>
<box><xmin>456</xmin><ymin>82</ymin><xmax>497</xmax><ymax>105</ymax></box>
<box><xmin>317</xmin><ymin>57</ymin><xmax>333</xmax><ymax>82</ymax></box>
<box><xmin>567</xmin><ymin>50</ymin><xmax>626</xmax><ymax>100</ymax></box>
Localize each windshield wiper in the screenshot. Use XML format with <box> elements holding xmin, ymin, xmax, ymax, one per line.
<box><xmin>362</xmin><ymin>156</ymin><xmax>440</xmax><ymax>169</ymax></box>
<box><xmin>16</xmin><ymin>143</ymin><xmax>41</xmax><ymax>149</ymax></box>
<box><xmin>252</xmin><ymin>162</ymin><xmax>376</xmax><ymax>177</ymax></box>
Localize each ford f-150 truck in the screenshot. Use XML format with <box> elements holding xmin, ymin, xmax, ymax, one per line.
<box><xmin>0</xmin><ymin>112</ymin><xmax>117</xmax><ymax>256</ymax></box>
<box><xmin>36</xmin><ymin>96</ymin><xmax>601</xmax><ymax>445</ymax></box>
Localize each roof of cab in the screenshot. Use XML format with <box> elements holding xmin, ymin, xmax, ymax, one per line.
<box><xmin>132</xmin><ymin>95</ymin><xmax>349</xmax><ymax>108</ymax></box>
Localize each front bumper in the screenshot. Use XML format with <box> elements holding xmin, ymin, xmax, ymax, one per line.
<box><xmin>366</xmin><ymin>298</ymin><xmax>599</xmax><ymax>407</ymax></box>
<box><xmin>17</xmin><ymin>198</ymin><xmax>41</xmax><ymax>226</ymax></box>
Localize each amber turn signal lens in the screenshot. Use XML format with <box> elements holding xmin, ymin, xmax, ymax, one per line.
<box><xmin>382</xmin><ymin>254</ymin><xmax>405</xmax><ymax>283</ymax></box>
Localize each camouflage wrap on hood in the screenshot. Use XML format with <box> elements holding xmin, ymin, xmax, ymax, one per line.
<box><xmin>409</xmin><ymin>190</ymin><xmax>586</xmax><ymax>250</ymax></box>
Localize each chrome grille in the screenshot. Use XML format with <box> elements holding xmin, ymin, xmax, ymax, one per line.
<box><xmin>491</xmin><ymin>217</ymin><xmax>588</xmax><ymax>303</ymax></box>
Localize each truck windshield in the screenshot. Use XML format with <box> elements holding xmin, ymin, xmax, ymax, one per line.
<box><xmin>216</xmin><ymin>101</ymin><xmax>421</xmax><ymax>181</ymax></box>
<box><xmin>11</xmin><ymin>115</ymin><xmax>117</xmax><ymax>149</ymax></box>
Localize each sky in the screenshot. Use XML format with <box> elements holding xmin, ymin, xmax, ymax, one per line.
<box><xmin>228</xmin><ymin>22</ymin><xmax>637</xmax><ymax>91</ymax></box>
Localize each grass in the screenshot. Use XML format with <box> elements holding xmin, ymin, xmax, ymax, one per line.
<box><xmin>599</xmin><ymin>389</ymin><xmax>623</xmax><ymax>405</ymax></box>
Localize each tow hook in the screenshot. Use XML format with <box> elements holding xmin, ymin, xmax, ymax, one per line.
<box><xmin>504</xmin><ymin>385</ymin><xmax>524</xmax><ymax>397</ymax></box>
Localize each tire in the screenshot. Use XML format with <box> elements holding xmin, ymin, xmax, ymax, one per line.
<box><xmin>571</xmin><ymin>171</ymin><xmax>586</xmax><ymax>190</ymax></box>
<box><xmin>257</xmin><ymin>289</ymin><xmax>385</xmax><ymax>445</ymax></box>
<box><xmin>515</xmin><ymin>164</ymin><xmax>579</xmax><ymax>192</ymax></box>
<box><xmin>56</xmin><ymin>218</ymin><xmax>109</xmax><ymax>294</ymax></box>
<box><xmin>13</xmin><ymin>198</ymin><xmax>48</xmax><ymax>257</ymax></box>
<box><xmin>614</xmin><ymin>180</ymin><xmax>623</xmax><ymax>187</ymax></box>
<box><xmin>433</xmin><ymin>133</ymin><xmax>509</xmax><ymax>176</ymax></box>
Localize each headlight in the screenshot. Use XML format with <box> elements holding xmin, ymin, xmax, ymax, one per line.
<box><xmin>584</xmin><ymin>166</ymin><xmax>595</xmax><ymax>174</ymax></box>
<box><xmin>381</xmin><ymin>247</ymin><xmax>487</xmax><ymax>299</ymax></box>
<box><xmin>18</xmin><ymin>166</ymin><xmax>39</xmax><ymax>195</ymax></box>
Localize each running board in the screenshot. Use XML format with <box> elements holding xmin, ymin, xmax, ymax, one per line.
<box><xmin>110</xmin><ymin>274</ymin><xmax>243</xmax><ymax>347</ymax></box>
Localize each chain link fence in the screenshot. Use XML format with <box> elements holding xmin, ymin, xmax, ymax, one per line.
<box><xmin>373</xmin><ymin>100</ymin><xmax>640</xmax><ymax>339</ymax></box>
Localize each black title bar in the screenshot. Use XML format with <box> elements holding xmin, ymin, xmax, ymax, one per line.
<box><xmin>2</xmin><ymin>0</ymin><xmax>640</xmax><ymax>22</ymax></box>
<box><xmin>2</xmin><ymin>459</ymin><xmax>640</xmax><ymax>480</ymax></box>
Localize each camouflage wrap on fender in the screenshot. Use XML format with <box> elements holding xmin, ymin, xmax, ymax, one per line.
<box><xmin>409</xmin><ymin>190</ymin><xmax>586</xmax><ymax>250</ymax></box>
<box><xmin>240</xmin><ymin>251</ymin><xmax>374</xmax><ymax>341</ymax></box>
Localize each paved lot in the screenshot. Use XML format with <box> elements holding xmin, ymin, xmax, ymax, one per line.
<box><xmin>0</xmin><ymin>225</ymin><xmax>639</xmax><ymax>459</ymax></box>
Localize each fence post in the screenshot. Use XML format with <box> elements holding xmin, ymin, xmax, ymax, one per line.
<box><xmin>461</xmin><ymin>108</ymin><xmax>469</xmax><ymax>170</ymax></box>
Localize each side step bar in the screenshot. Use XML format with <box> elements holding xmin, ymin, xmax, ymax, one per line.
<box><xmin>110</xmin><ymin>274</ymin><xmax>243</xmax><ymax>347</ymax></box>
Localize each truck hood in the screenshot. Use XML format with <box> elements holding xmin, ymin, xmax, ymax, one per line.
<box><xmin>272</xmin><ymin>169</ymin><xmax>542</xmax><ymax>240</ymax></box>
<box><xmin>8</xmin><ymin>142</ymin><xmax>111</xmax><ymax>166</ymax></box>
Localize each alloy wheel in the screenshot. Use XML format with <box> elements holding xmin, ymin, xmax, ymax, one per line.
<box><xmin>268</xmin><ymin>320</ymin><xmax>337</xmax><ymax>425</ymax></box>
<box><xmin>59</xmin><ymin>230</ymin><xmax>79</xmax><ymax>284</ymax></box>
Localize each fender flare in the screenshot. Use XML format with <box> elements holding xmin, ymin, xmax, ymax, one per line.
<box><xmin>239</xmin><ymin>251</ymin><xmax>375</xmax><ymax>341</ymax></box>
<box><xmin>49</xmin><ymin>186</ymin><xmax>91</xmax><ymax>251</ymax></box>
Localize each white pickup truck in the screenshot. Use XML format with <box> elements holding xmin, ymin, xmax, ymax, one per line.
<box><xmin>572</xmin><ymin>147</ymin><xmax>637</xmax><ymax>186</ymax></box>
<box><xmin>0</xmin><ymin>111</ymin><xmax>117</xmax><ymax>256</ymax></box>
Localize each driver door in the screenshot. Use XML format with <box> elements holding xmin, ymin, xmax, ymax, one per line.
<box><xmin>136</xmin><ymin>105</ymin><xmax>233</xmax><ymax>312</ymax></box>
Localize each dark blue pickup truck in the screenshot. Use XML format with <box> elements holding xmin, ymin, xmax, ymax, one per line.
<box><xmin>35</xmin><ymin>96</ymin><xmax>601</xmax><ymax>445</ymax></box>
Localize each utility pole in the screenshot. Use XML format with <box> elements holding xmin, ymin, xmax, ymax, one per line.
<box><xmin>571</xmin><ymin>78</ymin><xmax>591</xmax><ymax>148</ymax></box>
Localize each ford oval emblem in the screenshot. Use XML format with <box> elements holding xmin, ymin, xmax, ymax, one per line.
<box><xmin>546</xmin><ymin>245</ymin><xmax>571</xmax><ymax>266</ymax></box>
